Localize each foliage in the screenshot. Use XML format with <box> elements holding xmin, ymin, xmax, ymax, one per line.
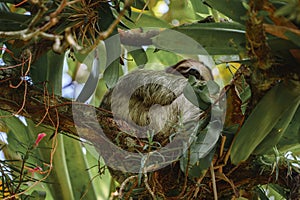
<box><xmin>0</xmin><ymin>0</ymin><xmax>299</xmax><ymax>199</ymax></box>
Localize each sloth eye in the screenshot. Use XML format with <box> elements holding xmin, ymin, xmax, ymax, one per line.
<box><xmin>187</xmin><ymin>68</ymin><xmax>203</xmax><ymax>80</ymax></box>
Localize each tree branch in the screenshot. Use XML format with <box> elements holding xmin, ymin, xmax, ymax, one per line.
<box><xmin>118</xmin><ymin>28</ymin><xmax>160</xmax><ymax>46</ymax></box>
<box><xmin>0</xmin><ymin>79</ymin><xmax>120</xmax><ymax>147</ymax></box>
<box><xmin>0</xmin><ymin>78</ymin><xmax>297</xmax><ymax>199</ymax></box>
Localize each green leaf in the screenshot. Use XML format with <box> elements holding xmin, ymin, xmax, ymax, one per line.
<box><xmin>146</xmin><ymin>48</ymin><xmax>181</xmax><ymax>68</ymax></box>
<box><xmin>26</xmin><ymin>120</ymin><xmax>75</xmax><ymax>200</ymax></box>
<box><xmin>277</xmin><ymin>105</ymin><xmax>300</xmax><ymax>152</ymax></box>
<box><xmin>121</xmin><ymin>10</ymin><xmax>171</xmax><ymax>29</ymax></box>
<box><xmin>0</xmin><ymin>112</ymin><xmax>34</xmax><ymax>157</ymax></box>
<box><xmin>28</xmin><ymin>190</ymin><xmax>47</xmax><ymax>200</ymax></box>
<box><xmin>183</xmin><ymin>81</ymin><xmax>201</xmax><ymax>108</ymax></box>
<box><xmin>73</xmin><ymin>51</ymin><xmax>90</xmax><ymax>64</ymax></box>
<box><xmin>239</xmin><ymin>82</ymin><xmax>251</xmax><ymax>104</ymax></box>
<box><xmin>0</xmin><ymin>11</ymin><xmax>31</xmax><ymax>23</ymax></box>
<box><xmin>153</xmin><ymin>23</ymin><xmax>246</xmax><ymax>55</ymax></box>
<box><xmin>103</xmin><ymin>58</ymin><xmax>121</xmax><ymax>89</ymax></box>
<box><xmin>63</xmin><ymin>136</ymin><xmax>98</xmax><ymax>200</ymax></box>
<box><xmin>254</xmin><ymin>97</ymin><xmax>300</xmax><ymax>155</ymax></box>
<box><xmin>98</xmin><ymin>2</ymin><xmax>122</xmax><ymax>88</ymax></box>
<box><xmin>231</xmin><ymin>81</ymin><xmax>300</xmax><ymax>164</ymax></box>
<box><xmin>203</xmin><ymin>0</ymin><xmax>247</xmax><ymax>24</ymax></box>
<box><xmin>268</xmin><ymin>37</ymin><xmax>300</xmax><ymax>66</ymax></box>
<box><xmin>207</xmin><ymin>80</ymin><xmax>220</xmax><ymax>95</ymax></box>
<box><xmin>284</xmin><ymin>31</ymin><xmax>300</xmax><ymax>47</ymax></box>
<box><xmin>256</xmin><ymin>186</ymin><xmax>270</xmax><ymax>200</ymax></box>
<box><xmin>129</xmin><ymin>48</ymin><xmax>148</xmax><ymax>68</ymax></box>
<box><xmin>0</xmin><ymin>11</ymin><xmax>31</xmax><ymax>31</ymax></box>
<box><xmin>184</xmin><ymin>77</ymin><xmax>217</xmax><ymax>111</ymax></box>
<box><xmin>181</xmin><ymin>147</ymin><xmax>216</xmax><ymax>178</ymax></box>
<box><xmin>31</xmin><ymin>50</ymin><xmax>64</xmax><ymax>95</ymax></box>
<box><xmin>268</xmin><ymin>184</ymin><xmax>288</xmax><ymax>199</ymax></box>
<box><xmin>190</xmin><ymin>0</ymin><xmax>210</xmax><ymax>18</ymax></box>
<box><xmin>268</xmin><ymin>36</ymin><xmax>300</xmax><ymax>52</ymax></box>
<box><xmin>182</xmin><ymin>120</ymin><xmax>221</xmax><ymax>173</ymax></box>
<box><xmin>0</xmin><ymin>111</ymin><xmax>75</xmax><ymax>199</ymax></box>
<box><xmin>76</xmin><ymin>51</ymin><xmax>100</xmax><ymax>103</ymax></box>
<box><xmin>98</xmin><ymin>2</ymin><xmax>116</xmax><ymax>32</ymax></box>
<box><xmin>0</xmin><ymin>2</ymin><xmax>9</xmax><ymax>12</ymax></box>
<box><xmin>47</xmin><ymin>134</ymin><xmax>75</xmax><ymax>200</ymax></box>
<box><xmin>84</xmin><ymin>144</ymin><xmax>112</xmax><ymax>200</ymax></box>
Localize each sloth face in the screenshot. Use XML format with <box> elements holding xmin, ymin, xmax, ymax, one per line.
<box><xmin>166</xmin><ymin>59</ymin><xmax>213</xmax><ymax>81</ymax></box>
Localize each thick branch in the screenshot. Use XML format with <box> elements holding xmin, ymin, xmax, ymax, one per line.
<box><xmin>0</xmin><ymin>80</ymin><xmax>119</xmax><ymax>145</ymax></box>
<box><xmin>118</xmin><ymin>28</ymin><xmax>160</xmax><ymax>46</ymax></box>
<box><xmin>0</xmin><ymin>79</ymin><xmax>147</xmax><ymax>174</ymax></box>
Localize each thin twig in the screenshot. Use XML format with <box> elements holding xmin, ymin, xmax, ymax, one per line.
<box><xmin>35</xmin><ymin>82</ymin><xmax>51</xmax><ymax>127</ymax></box>
<box><xmin>81</xmin><ymin>0</ymin><xmax>133</xmax><ymax>53</ymax></box>
<box><xmin>192</xmin><ymin>170</ymin><xmax>207</xmax><ymax>198</ymax></box>
<box><xmin>28</xmin><ymin>3</ymin><xmax>48</xmax><ymax>30</ymax></box>
<box><xmin>216</xmin><ymin>172</ymin><xmax>239</xmax><ymax>197</ymax></box>
<box><xmin>210</xmin><ymin>162</ymin><xmax>218</xmax><ymax>200</ymax></box>
<box><xmin>118</xmin><ymin>175</ymin><xmax>138</xmax><ymax>199</ymax></box>
<box><xmin>144</xmin><ymin>173</ymin><xmax>156</xmax><ymax>199</ymax></box>
<box><xmin>0</xmin><ymin>0</ymin><xmax>66</xmax><ymax>43</ymax></box>
<box><xmin>7</xmin><ymin>50</ymin><xmax>32</xmax><ymax>116</ymax></box>
<box><xmin>177</xmin><ymin>148</ymin><xmax>191</xmax><ymax>198</ymax></box>
<box><xmin>136</xmin><ymin>0</ymin><xmax>150</xmax><ymax>22</ymax></box>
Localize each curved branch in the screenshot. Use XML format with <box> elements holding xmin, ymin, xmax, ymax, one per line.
<box><xmin>0</xmin><ymin>79</ymin><xmax>120</xmax><ymax>146</ymax></box>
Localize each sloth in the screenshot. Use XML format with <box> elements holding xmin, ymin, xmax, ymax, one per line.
<box><xmin>99</xmin><ymin>59</ymin><xmax>214</xmax><ymax>185</ymax></box>
<box><xmin>100</xmin><ymin>59</ymin><xmax>213</xmax><ymax>144</ymax></box>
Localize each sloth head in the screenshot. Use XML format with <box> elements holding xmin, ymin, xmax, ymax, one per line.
<box><xmin>166</xmin><ymin>59</ymin><xmax>213</xmax><ymax>81</ymax></box>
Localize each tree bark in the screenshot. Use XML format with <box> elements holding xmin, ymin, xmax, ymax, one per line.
<box><xmin>0</xmin><ymin>78</ymin><xmax>120</xmax><ymax>144</ymax></box>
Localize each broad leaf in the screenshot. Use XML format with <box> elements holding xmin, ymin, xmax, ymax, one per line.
<box><xmin>203</xmin><ymin>0</ymin><xmax>247</xmax><ymax>24</ymax></box>
<box><xmin>153</xmin><ymin>23</ymin><xmax>246</xmax><ymax>55</ymax></box>
<box><xmin>63</xmin><ymin>137</ymin><xmax>99</xmax><ymax>199</ymax></box>
<box><xmin>231</xmin><ymin>81</ymin><xmax>300</xmax><ymax>164</ymax></box>
<box><xmin>129</xmin><ymin>48</ymin><xmax>148</xmax><ymax>68</ymax></box>
<box><xmin>31</xmin><ymin>50</ymin><xmax>64</xmax><ymax>95</ymax></box>
<box><xmin>277</xmin><ymin>105</ymin><xmax>300</xmax><ymax>152</ymax></box>
<box><xmin>121</xmin><ymin>9</ymin><xmax>171</xmax><ymax>29</ymax></box>
<box><xmin>0</xmin><ymin>10</ymin><xmax>31</xmax><ymax>31</ymax></box>
<box><xmin>98</xmin><ymin>2</ymin><xmax>122</xmax><ymax>88</ymax></box>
